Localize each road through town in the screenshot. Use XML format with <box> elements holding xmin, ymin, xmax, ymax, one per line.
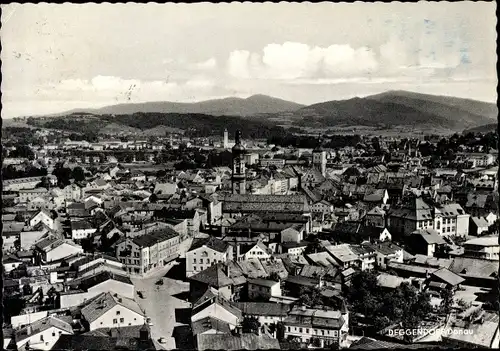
<box><xmin>132</xmin><ymin>266</ymin><xmax>190</xmax><ymax>350</ymax></box>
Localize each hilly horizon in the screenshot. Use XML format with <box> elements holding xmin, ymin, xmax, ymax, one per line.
<box><xmin>18</xmin><ymin>90</ymin><xmax>497</xmax><ymax>134</ymax></box>
<box><xmin>49</xmin><ymin>94</ymin><xmax>305</xmax><ymax>117</ymax></box>
<box><xmin>287</xmin><ymin>90</ymin><xmax>497</xmax><ymax>131</ymax></box>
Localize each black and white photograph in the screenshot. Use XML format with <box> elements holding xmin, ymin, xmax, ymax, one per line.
<box><xmin>1</xmin><ymin>2</ymin><xmax>498</xmax><ymax>350</ymax></box>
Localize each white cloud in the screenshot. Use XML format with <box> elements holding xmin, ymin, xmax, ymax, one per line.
<box><xmin>228</xmin><ymin>50</ymin><xmax>252</xmax><ymax>79</ymax></box>
<box><xmin>190</xmin><ymin>58</ymin><xmax>217</xmax><ymax>70</ymax></box>
<box><xmin>227</xmin><ymin>42</ymin><xmax>379</xmax><ymax>80</ymax></box>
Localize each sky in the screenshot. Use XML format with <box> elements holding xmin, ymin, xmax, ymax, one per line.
<box><xmin>1</xmin><ymin>2</ymin><xmax>497</xmax><ymax>118</ymax></box>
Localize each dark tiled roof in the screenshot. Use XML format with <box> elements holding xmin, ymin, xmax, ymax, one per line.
<box><xmin>69</xmin><ymin>271</ymin><xmax>132</xmax><ymax>290</ymax></box>
<box><xmin>189</xmin><ymin>263</ymin><xmax>233</xmax><ymax>287</ymax></box>
<box><xmin>192</xmin><ymin>316</ymin><xmax>231</xmax><ymax>336</ymax></box>
<box><xmin>131</xmin><ymin>227</ymin><xmax>179</xmax><ymax>248</ymax></box>
<box><xmin>234</xmin><ymin>302</ymin><xmax>290</xmax><ymax>317</ymax></box>
<box><xmin>52</xmin><ymin>334</ymin><xmax>154</xmax><ymax>350</ymax></box>
<box><xmin>197</xmin><ymin>333</ymin><xmax>280</xmax><ymax>351</ymax></box>
<box><xmin>189</xmin><ymin>236</ymin><xmax>229</xmax><ymax>253</ymax></box>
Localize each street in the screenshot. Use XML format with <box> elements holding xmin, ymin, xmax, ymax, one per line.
<box><xmin>131</xmin><ymin>264</ymin><xmax>191</xmax><ymax>350</ymax></box>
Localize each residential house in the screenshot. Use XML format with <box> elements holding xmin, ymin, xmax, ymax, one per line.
<box><xmin>367</xmin><ymin>242</ymin><xmax>404</xmax><ymax>269</ymax></box>
<box><xmin>196</xmin><ymin>332</ymin><xmax>280</xmax><ymax>351</ymax></box>
<box><xmin>311</xmin><ymin>200</ymin><xmax>334</xmax><ymax>214</ymax></box>
<box><xmin>191</xmin><ymin>288</ymin><xmax>242</xmax><ymax>328</ymax></box>
<box><xmin>62</xmin><ymin>184</ymin><xmax>84</xmax><ymax>202</ymax></box>
<box><xmin>281</xmin><ymin>225</ymin><xmax>305</xmax><ymax>243</ymax></box>
<box><xmin>248</xmin><ymin>278</ymin><xmax>282</xmax><ymax>301</ymax></box>
<box><xmin>115</xmin><ymin>227</ymin><xmax>180</xmax><ymax>275</ymax></box>
<box><xmin>408</xmin><ymin>229</ymin><xmax>447</xmax><ymax>257</ymax></box>
<box><xmin>364</xmin><ymin>206</ymin><xmax>386</xmax><ymax>228</ymax></box>
<box><xmin>469</xmin><ymin>217</ymin><xmax>490</xmax><ymax>236</ymax></box>
<box><xmin>186</xmin><ymin>237</ymin><xmax>233</xmax><ymax>277</ymax></box>
<box><xmin>463</xmin><ymin>236</ymin><xmax>499</xmax><ymax>260</ymax></box>
<box><xmin>279</xmin><ymin>242</ymin><xmax>308</xmax><ymax>256</ymax></box>
<box><xmin>18</xmin><ymin>188</ymin><xmax>49</xmax><ymax>203</ymax></box>
<box><xmin>62</xmin><ymin>272</ymin><xmax>134</xmax><ymax>308</ymax></box>
<box><xmin>283</xmin><ymin>305</ymin><xmax>349</xmax><ymax>348</ymax></box>
<box><xmin>29</xmin><ymin>210</ymin><xmax>55</xmax><ymax>231</ymax></box>
<box><xmin>234</xmin><ymin>302</ymin><xmax>290</xmax><ymax>327</ymax></box>
<box><xmin>14</xmin><ymin>316</ymin><xmax>73</xmax><ymax>351</ymax></box>
<box><xmin>388</xmin><ymin>197</ymin><xmax>469</xmax><ymax>237</ymax></box>
<box><xmin>71</xmin><ymin>220</ymin><xmax>97</xmax><ymax>241</ymax></box>
<box><xmin>34</xmin><ymin>238</ymin><xmax>84</xmax><ymax>263</ymax></box>
<box><xmin>81</xmin><ymin>292</ymin><xmax>145</xmax><ymax>331</ymax></box>
<box><xmin>237</xmin><ymin>241</ymin><xmax>272</xmax><ymax>261</ymax></box>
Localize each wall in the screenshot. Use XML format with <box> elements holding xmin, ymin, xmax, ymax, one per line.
<box><xmin>191</xmin><ymin>303</ymin><xmax>239</xmax><ymax>327</ymax></box>
<box><xmin>11</xmin><ymin>311</ymin><xmax>49</xmax><ymax>329</ymax></box>
<box><xmin>88</xmin><ymin>280</ymin><xmax>134</xmax><ymax>299</ymax></box>
<box><xmin>16</xmin><ymin>326</ymin><xmax>72</xmax><ymax>351</ymax></box>
<box><xmin>89</xmin><ymin>304</ymin><xmax>144</xmax><ymax>330</ymax></box>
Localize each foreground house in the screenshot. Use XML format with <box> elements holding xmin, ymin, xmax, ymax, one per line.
<box><xmin>115</xmin><ymin>227</ymin><xmax>180</xmax><ymax>275</ymax></box>
<box><xmin>196</xmin><ymin>333</ymin><xmax>280</xmax><ymax>351</ymax></box>
<box><xmin>283</xmin><ymin>305</ymin><xmax>349</xmax><ymax>348</ymax></box>
<box><xmin>15</xmin><ymin>316</ymin><xmax>73</xmax><ymax>351</ymax></box>
<box><xmin>81</xmin><ymin>292</ymin><xmax>145</xmax><ymax>331</ymax></box>
<box><xmin>185</xmin><ymin>237</ymin><xmax>233</xmax><ymax>277</ymax></box>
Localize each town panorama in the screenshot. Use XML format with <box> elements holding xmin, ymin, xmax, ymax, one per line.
<box><xmin>2</xmin><ymin>2</ymin><xmax>499</xmax><ymax>351</ymax></box>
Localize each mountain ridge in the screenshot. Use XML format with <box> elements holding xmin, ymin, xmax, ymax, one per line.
<box><xmin>49</xmin><ymin>94</ymin><xmax>304</xmax><ymax>117</ymax></box>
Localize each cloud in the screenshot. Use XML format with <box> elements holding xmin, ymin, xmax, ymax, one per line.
<box><xmin>34</xmin><ymin>76</ymin><xmax>221</xmax><ymax>105</ymax></box>
<box><xmin>190</xmin><ymin>58</ymin><xmax>217</xmax><ymax>70</ymax></box>
<box><xmin>227</xmin><ymin>42</ymin><xmax>378</xmax><ymax>80</ymax></box>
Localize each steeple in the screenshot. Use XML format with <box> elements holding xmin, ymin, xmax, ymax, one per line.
<box><xmin>312</xmin><ymin>134</ymin><xmax>327</xmax><ymax>177</ymax></box>
<box><xmin>231</xmin><ymin>130</ymin><xmax>246</xmax><ymax>194</ymax></box>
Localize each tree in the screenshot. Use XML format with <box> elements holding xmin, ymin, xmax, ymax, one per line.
<box><xmin>268</xmin><ymin>271</ymin><xmax>281</xmax><ymax>282</ymax></box>
<box><xmin>149</xmin><ymin>193</ymin><xmax>158</xmax><ymax>203</ymax></box>
<box><xmin>53</xmin><ymin>166</ymin><xmax>72</xmax><ymax>187</ymax></box>
<box><xmin>304</xmin><ymin>235</ymin><xmax>323</xmax><ymax>255</ymax></box>
<box><xmin>242</xmin><ymin>315</ymin><xmax>261</xmax><ymax>335</ymax></box>
<box><xmin>440</xmin><ymin>287</ymin><xmax>454</xmax><ymax>316</ymax></box>
<box><xmin>72</xmin><ymin>167</ymin><xmax>86</xmax><ymax>182</ymax></box>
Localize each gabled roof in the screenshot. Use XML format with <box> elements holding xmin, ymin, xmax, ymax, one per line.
<box><xmin>81</xmin><ymin>292</ymin><xmax>144</xmax><ymax>324</ymax></box>
<box><xmin>197</xmin><ymin>333</ymin><xmax>280</xmax><ymax>351</ymax></box>
<box><xmin>189</xmin><ymin>236</ymin><xmax>229</xmax><ymax>253</ymax></box>
<box><xmin>192</xmin><ymin>316</ymin><xmax>231</xmax><ymax>336</ymax></box>
<box><xmin>431</xmin><ymin>268</ymin><xmax>465</xmax><ymax>286</ymax></box>
<box><xmin>16</xmin><ymin>316</ymin><xmax>73</xmax><ymax>342</ymax></box>
<box><xmin>189</xmin><ymin>263</ymin><xmax>233</xmax><ymax>288</ymax></box>
<box><xmin>69</xmin><ymin>271</ymin><xmax>132</xmax><ymax>291</ymax></box>
<box><xmin>234</xmin><ymin>302</ymin><xmax>290</xmax><ymax>317</ymax></box>
<box><xmin>411</xmin><ymin>229</ymin><xmax>446</xmax><ymax>245</ymax></box>
<box><xmin>130</xmin><ymin>227</ymin><xmax>180</xmax><ymax>248</ymax></box>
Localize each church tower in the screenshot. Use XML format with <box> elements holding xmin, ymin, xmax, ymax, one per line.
<box><xmin>223</xmin><ymin>129</ymin><xmax>229</xmax><ymax>149</ymax></box>
<box><xmin>312</xmin><ymin>135</ymin><xmax>327</xmax><ymax>177</ymax></box>
<box><xmin>232</xmin><ymin>130</ymin><xmax>246</xmax><ymax>194</ymax></box>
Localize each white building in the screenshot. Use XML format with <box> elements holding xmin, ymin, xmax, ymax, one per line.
<box><xmin>15</xmin><ymin>316</ymin><xmax>73</xmax><ymax>351</ymax></box>
<box><xmin>29</xmin><ymin>210</ymin><xmax>55</xmax><ymax>230</ymax></box>
<box><xmin>248</xmin><ymin>278</ymin><xmax>282</xmax><ymax>301</ymax></box>
<box><xmin>81</xmin><ymin>292</ymin><xmax>145</xmax><ymax>331</ymax></box>
<box><xmin>186</xmin><ymin>237</ymin><xmax>232</xmax><ymax>277</ymax></box>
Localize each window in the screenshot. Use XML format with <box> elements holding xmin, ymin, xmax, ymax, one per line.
<box><xmin>200</xmin><ymin>259</ymin><xmax>203</xmax><ymax>264</ymax></box>
<box><xmin>120</xmin><ymin>318</ymin><xmax>124</xmax><ymax>323</ymax></box>
<box><xmin>207</xmin><ymin>259</ymin><xmax>210</xmax><ymax>264</ymax></box>
<box><xmin>299</xmin><ymin>328</ymin><xmax>303</xmax><ymax>333</ymax></box>
<box><xmin>52</xmin><ymin>332</ymin><xmax>56</xmax><ymax>337</ymax></box>
<box><xmin>40</xmin><ymin>335</ymin><xmax>44</xmax><ymax>341</ymax></box>
<box><xmin>113</xmin><ymin>319</ymin><xmax>118</xmax><ymax>324</ymax></box>
<box><xmin>193</xmin><ymin>259</ymin><xmax>196</xmax><ymax>263</ymax></box>
<box><xmin>306</xmin><ymin>329</ymin><xmax>309</xmax><ymax>333</ymax></box>
<box><xmin>117</xmin><ymin>311</ymin><xmax>120</xmax><ymax>315</ymax></box>
<box><xmin>194</xmin><ymin>266</ymin><xmax>197</xmax><ymax>271</ymax></box>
